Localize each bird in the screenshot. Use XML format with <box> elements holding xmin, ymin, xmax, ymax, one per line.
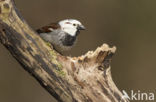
<box><xmin>36</xmin><ymin>19</ymin><xmax>85</xmax><ymax>53</ymax></box>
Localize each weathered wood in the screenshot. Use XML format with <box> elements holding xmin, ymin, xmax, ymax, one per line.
<box><xmin>0</xmin><ymin>0</ymin><xmax>129</xmax><ymax>102</ymax></box>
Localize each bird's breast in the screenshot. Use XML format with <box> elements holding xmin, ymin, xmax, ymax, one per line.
<box><xmin>61</xmin><ymin>34</ymin><xmax>76</xmax><ymax>46</ymax></box>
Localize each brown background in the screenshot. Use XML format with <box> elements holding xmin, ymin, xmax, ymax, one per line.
<box><xmin>0</xmin><ymin>0</ymin><xmax>156</xmax><ymax>102</ymax></box>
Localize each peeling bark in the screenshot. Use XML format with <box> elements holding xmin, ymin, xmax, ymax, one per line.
<box><xmin>0</xmin><ymin>0</ymin><xmax>129</xmax><ymax>102</ymax></box>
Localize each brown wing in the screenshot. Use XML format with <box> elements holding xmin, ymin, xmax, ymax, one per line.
<box><xmin>36</xmin><ymin>23</ymin><xmax>60</xmax><ymax>33</ymax></box>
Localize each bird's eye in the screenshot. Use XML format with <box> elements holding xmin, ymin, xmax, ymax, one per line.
<box><xmin>73</xmin><ymin>24</ymin><xmax>76</xmax><ymax>26</ymax></box>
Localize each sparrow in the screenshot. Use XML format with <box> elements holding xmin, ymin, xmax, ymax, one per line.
<box><xmin>36</xmin><ymin>19</ymin><xmax>85</xmax><ymax>52</ymax></box>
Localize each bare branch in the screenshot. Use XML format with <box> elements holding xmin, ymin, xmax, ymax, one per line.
<box><xmin>0</xmin><ymin>0</ymin><xmax>129</xmax><ymax>102</ymax></box>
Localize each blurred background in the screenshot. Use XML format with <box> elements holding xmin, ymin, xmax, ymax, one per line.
<box><xmin>0</xmin><ymin>0</ymin><xmax>156</xmax><ymax>102</ymax></box>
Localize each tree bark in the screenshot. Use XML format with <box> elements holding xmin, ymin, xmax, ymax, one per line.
<box><xmin>0</xmin><ymin>0</ymin><xmax>129</xmax><ymax>102</ymax></box>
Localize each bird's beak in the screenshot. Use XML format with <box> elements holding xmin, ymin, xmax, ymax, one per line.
<box><xmin>77</xmin><ymin>25</ymin><xmax>85</xmax><ymax>30</ymax></box>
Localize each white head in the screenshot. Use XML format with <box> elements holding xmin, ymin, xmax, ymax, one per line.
<box><xmin>59</xmin><ymin>19</ymin><xmax>85</xmax><ymax>36</ymax></box>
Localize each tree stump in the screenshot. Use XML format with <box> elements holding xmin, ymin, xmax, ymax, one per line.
<box><xmin>0</xmin><ymin>0</ymin><xmax>129</xmax><ymax>102</ymax></box>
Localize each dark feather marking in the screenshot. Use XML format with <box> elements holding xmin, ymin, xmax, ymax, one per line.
<box><xmin>61</xmin><ymin>34</ymin><xmax>76</xmax><ymax>46</ymax></box>
<box><xmin>36</xmin><ymin>23</ymin><xmax>60</xmax><ymax>33</ymax></box>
